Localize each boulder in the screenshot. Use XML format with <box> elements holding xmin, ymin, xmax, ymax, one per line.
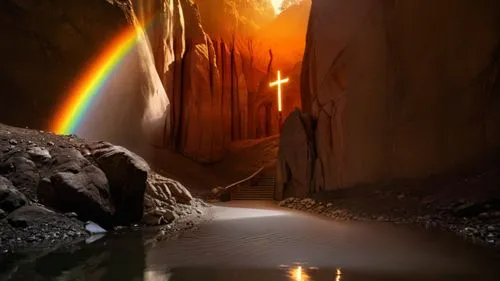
<box><xmin>0</xmin><ymin>176</ymin><xmax>28</xmax><ymax>213</ymax></box>
<box><xmin>38</xmin><ymin>149</ymin><xmax>115</xmax><ymax>228</ymax></box>
<box><xmin>1</xmin><ymin>153</ymin><xmax>40</xmax><ymax>199</ymax></box>
<box><xmin>7</xmin><ymin>205</ymin><xmax>54</xmax><ymax>228</ymax></box>
<box><xmin>276</xmin><ymin>110</ymin><xmax>316</xmax><ymax>200</ymax></box>
<box><xmin>27</xmin><ymin>146</ymin><xmax>51</xmax><ymax>162</ymax></box>
<box><xmin>47</xmin><ymin>168</ymin><xmax>114</xmax><ymax>228</ymax></box>
<box><xmin>91</xmin><ymin>142</ymin><xmax>149</xmax><ymax>224</ymax></box>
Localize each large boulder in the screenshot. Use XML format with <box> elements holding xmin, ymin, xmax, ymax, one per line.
<box><xmin>91</xmin><ymin>142</ymin><xmax>150</xmax><ymax>224</ymax></box>
<box><xmin>0</xmin><ymin>176</ymin><xmax>28</xmax><ymax>213</ymax></box>
<box><xmin>37</xmin><ymin>148</ymin><xmax>115</xmax><ymax>228</ymax></box>
<box><xmin>276</xmin><ymin>110</ymin><xmax>315</xmax><ymax>200</ymax></box>
<box><xmin>0</xmin><ymin>153</ymin><xmax>40</xmax><ymax>199</ymax></box>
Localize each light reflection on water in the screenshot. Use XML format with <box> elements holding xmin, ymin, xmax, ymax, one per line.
<box><xmin>290</xmin><ymin>266</ymin><xmax>309</xmax><ymax>281</ymax></box>
<box><xmin>285</xmin><ymin>265</ymin><xmax>342</xmax><ymax>281</ymax></box>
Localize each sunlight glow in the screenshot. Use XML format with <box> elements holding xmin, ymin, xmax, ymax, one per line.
<box><xmin>271</xmin><ymin>0</ymin><xmax>284</xmax><ymax>14</ymax></box>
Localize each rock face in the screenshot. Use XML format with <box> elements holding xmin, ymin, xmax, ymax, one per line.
<box><xmin>91</xmin><ymin>142</ymin><xmax>150</xmax><ymax>224</ymax></box>
<box><xmin>275</xmin><ymin>110</ymin><xmax>315</xmax><ymax>200</ymax></box>
<box><xmin>278</xmin><ymin>0</ymin><xmax>500</xmax><ymax>197</ymax></box>
<box><xmin>194</xmin><ymin>0</ymin><xmax>275</xmax><ymax>39</ymax></box>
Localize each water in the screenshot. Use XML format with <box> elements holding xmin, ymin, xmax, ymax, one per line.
<box><xmin>1</xmin><ymin>201</ymin><xmax>499</xmax><ymax>281</ymax></box>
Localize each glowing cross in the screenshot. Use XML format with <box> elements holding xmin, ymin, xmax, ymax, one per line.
<box><xmin>269</xmin><ymin>70</ymin><xmax>289</xmax><ymax>112</ymax></box>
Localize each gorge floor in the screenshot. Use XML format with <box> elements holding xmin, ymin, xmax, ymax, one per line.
<box><xmin>1</xmin><ymin>201</ymin><xmax>500</xmax><ymax>281</ymax></box>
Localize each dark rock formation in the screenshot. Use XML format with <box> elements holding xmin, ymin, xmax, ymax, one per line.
<box><xmin>45</xmin><ymin>168</ymin><xmax>114</xmax><ymax>227</ymax></box>
<box><xmin>0</xmin><ymin>176</ymin><xmax>28</xmax><ymax>213</ymax></box>
<box><xmin>279</xmin><ymin>0</ymin><xmax>500</xmax><ymax>196</ymax></box>
<box><xmin>0</xmin><ymin>123</ymin><xmax>205</xmax><ymax>252</ymax></box>
<box><xmin>91</xmin><ymin>142</ymin><xmax>149</xmax><ymax>224</ymax></box>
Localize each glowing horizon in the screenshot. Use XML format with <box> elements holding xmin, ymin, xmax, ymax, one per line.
<box><xmin>271</xmin><ymin>0</ymin><xmax>284</xmax><ymax>14</ymax></box>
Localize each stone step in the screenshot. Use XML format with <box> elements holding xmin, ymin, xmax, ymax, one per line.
<box><xmin>230</xmin><ymin>175</ymin><xmax>276</xmax><ymax>200</ymax></box>
<box><xmin>252</xmin><ymin>180</ymin><xmax>275</xmax><ymax>185</ymax></box>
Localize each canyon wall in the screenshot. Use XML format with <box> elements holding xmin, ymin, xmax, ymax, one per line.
<box><xmin>157</xmin><ymin>0</ymin><xmax>309</xmax><ymax>162</ymax></box>
<box><xmin>0</xmin><ymin>0</ymin><xmax>308</xmax><ymax>163</ymax></box>
<box><xmin>278</xmin><ymin>0</ymin><xmax>500</xmax><ymax>198</ymax></box>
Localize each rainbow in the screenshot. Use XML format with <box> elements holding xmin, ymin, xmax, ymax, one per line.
<box><xmin>50</xmin><ymin>25</ymin><xmax>145</xmax><ymax>135</ymax></box>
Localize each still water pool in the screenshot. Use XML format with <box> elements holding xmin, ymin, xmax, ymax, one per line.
<box><xmin>1</xmin><ymin>202</ymin><xmax>499</xmax><ymax>281</ymax></box>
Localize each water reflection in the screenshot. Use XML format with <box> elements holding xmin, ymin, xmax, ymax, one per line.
<box><xmin>290</xmin><ymin>266</ymin><xmax>309</xmax><ymax>281</ymax></box>
<box><xmin>336</xmin><ymin>268</ymin><xmax>342</xmax><ymax>281</ymax></box>
<box><xmin>288</xmin><ymin>265</ymin><xmax>342</xmax><ymax>281</ymax></box>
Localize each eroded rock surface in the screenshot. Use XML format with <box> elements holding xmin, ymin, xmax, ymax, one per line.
<box><xmin>279</xmin><ymin>0</ymin><xmax>500</xmax><ymax>196</ymax></box>
<box><xmin>143</xmin><ymin>173</ymin><xmax>201</xmax><ymax>226</ymax></box>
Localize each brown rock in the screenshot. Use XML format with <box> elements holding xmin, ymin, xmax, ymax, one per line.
<box><xmin>295</xmin><ymin>0</ymin><xmax>500</xmax><ymax>191</ymax></box>
<box><xmin>276</xmin><ymin>109</ymin><xmax>315</xmax><ymax>200</ymax></box>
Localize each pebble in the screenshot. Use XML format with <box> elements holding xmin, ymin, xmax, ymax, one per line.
<box><xmin>47</xmin><ymin>141</ymin><xmax>55</xmax><ymax>146</ymax></box>
<box><xmin>8</xmin><ymin>139</ymin><xmax>18</xmax><ymax>145</ymax></box>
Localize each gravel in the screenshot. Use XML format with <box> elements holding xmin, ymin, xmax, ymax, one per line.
<box><xmin>278</xmin><ymin>197</ymin><xmax>500</xmax><ymax>248</ymax></box>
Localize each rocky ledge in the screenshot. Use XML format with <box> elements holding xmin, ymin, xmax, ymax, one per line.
<box><xmin>279</xmin><ymin>197</ymin><xmax>500</xmax><ymax>248</ymax></box>
<box><xmin>0</xmin><ymin>123</ymin><xmax>208</xmax><ymax>254</ymax></box>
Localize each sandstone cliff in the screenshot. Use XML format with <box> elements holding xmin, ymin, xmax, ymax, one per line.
<box><xmin>278</xmin><ymin>0</ymin><xmax>500</xmax><ymax>197</ymax></box>
<box><xmin>0</xmin><ymin>0</ymin><xmax>308</xmax><ymax>164</ymax></box>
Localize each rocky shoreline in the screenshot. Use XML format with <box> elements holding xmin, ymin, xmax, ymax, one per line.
<box><xmin>0</xmin><ymin>123</ymin><xmax>207</xmax><ymax>254</ymax></box>
<box><xmin>278</xmin><ymin>196</ymin><xmax>500</xmax><ymax>248</ymax></box>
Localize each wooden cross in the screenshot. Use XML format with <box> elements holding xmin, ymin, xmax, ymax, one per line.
<box><xmin>269</xmin><ymin>70</ymin><xmax>289</xmax><ymax>112</ymax></box>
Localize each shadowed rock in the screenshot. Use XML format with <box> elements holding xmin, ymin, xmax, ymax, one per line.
<box><xmin>0</xmin><ymin>176</ymin><xmax>28</xmax><ymax>213</ymax></box>
<box><xmin>91</xmin><ymin>142</ymin><xmax>149</xmax><ymax>224</ymax></box>
<box><xmin>276</xmin><ymin>109</ymin><xmax>315</xmax><ymax>200</ymax></box>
